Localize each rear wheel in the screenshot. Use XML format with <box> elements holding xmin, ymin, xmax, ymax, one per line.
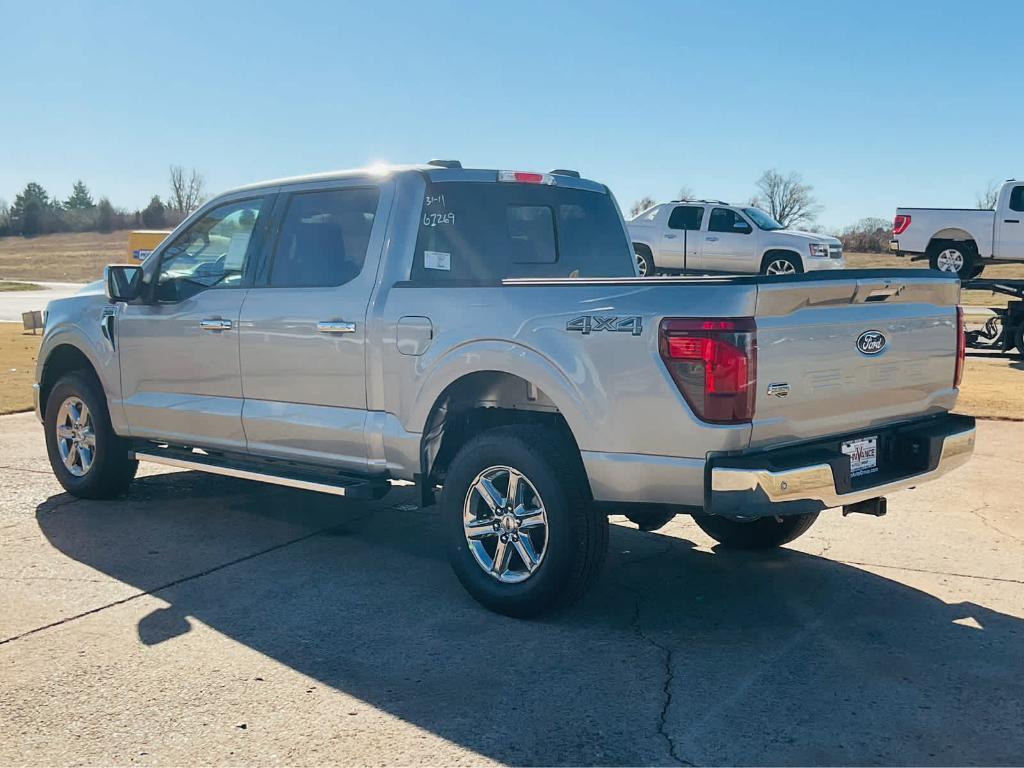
<box><xmin>441</xmin><ymin>425</ymin><xmax>608</xmax><ymax>617</ymax></box>
<box><xmin>929</xmin><ymin>243</ymin><xmax>978</xmax><ymax>279</ymax></box>
<box><xmin>44</xmin><ymin>371</ymin><xmax>137</xmax><ymax>498</ymax></box>
<box><xmin>691</xmin><ymin>512</ymin><xmax>818</xmax><ymax>550</ymax></box>
<box><xmin>634</xmin><ymin>246</ymin><xmax>655</xmax><ymax>277</ymax></box>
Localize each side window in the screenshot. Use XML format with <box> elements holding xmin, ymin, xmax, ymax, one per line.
<box><xmin>1009</xmin><ymin>186</ymin><xmax>1024</xmax><ymax>213</ymax></box>
<box><xmin>507</xmin><ymin>205</ymin><xmax>556</xmax><ymax>263</ymax></box>
<box><xmin>708</xmin><ymin>208</ymin><xmax>752</xmax><ymax>234</ymax></box>
<box><xmin>667</xmin><ymin>205</ymin><xmax>704</xmax><ymax>230</ymax></box>
<box><xmin>269</xmin><ymin>187</ymin><xmax>380</xmax><ymax>288</ymax></box>
<box><xmin>156</xmin><ymin>197</ymin><xmax>268</xmax><ymax>302</ymax></box>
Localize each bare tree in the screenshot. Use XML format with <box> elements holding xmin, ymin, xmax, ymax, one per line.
<box><xmin>975</xmin><ymin>180</ymin><xmax>999</xmax><ymax>210</ymax></box>
<box><xmin>750</xmin><ymin>169</ymin><xmax>822</xmax><ymax>228</ymax></box>
<box><xmin>169</xmin><ymin>165</ymin><xmax>206</xmax><ymax>214</ymax></box>
<box><xmin>677</xmin><ymin>185</ymin><xmax>696</xmax><ymax>201</ymax></box>
<box><xmin>629</xmin><ymin>196</ymin><xmax>657</xmax><ymax>218</ymax></box>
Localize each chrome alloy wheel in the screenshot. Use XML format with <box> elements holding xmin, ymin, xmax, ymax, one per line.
<box><xmin>635</xmin><ymin>252</ymin><xmax>649</xmax><ymax>276</ymax></box>
<box><xmin>765</xmin><ymin>258</ymin><xmax>797</xmax><ymax>275</ymax></box>
<box><xmin>463</xmin><ymin>465</ymin><xmax>549</xmax><ymax>584</ymax></box>
<box><xmin>55</xmin><ymin>396</ymin><xmax>96</xmax><ymax>477</ymax></box>
<box><xmin>936</xmin><ymin>248</ymin><xmax>965</xmax><ymax>273</ymax></box>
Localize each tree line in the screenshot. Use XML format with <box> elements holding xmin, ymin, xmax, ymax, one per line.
<box><xmin>0</xmin><ymin>165</ymin><xmax>205</xmax><ymax>237</ymax></box>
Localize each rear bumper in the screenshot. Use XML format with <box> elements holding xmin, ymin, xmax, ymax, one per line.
<box><xmin>707</xmin><ymin>414</ymin><xmax>975</xmax><ymax>518</ymax></box>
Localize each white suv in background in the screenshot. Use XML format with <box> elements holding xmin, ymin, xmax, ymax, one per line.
<box><xmin>627</xmin><ymin>201</ymin><xmax>845</xmax><ymax>276</ymax></box>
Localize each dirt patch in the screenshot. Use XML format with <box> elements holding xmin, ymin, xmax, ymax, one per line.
<box><xmin>0</xmin><ymin>323</ymin><xmax>41</xmax><ymax>415</ymax></box>
<box><xmin>0</xmin><ymin>231</ymin><xmax>128</xmax><ymax>283</ymax></box>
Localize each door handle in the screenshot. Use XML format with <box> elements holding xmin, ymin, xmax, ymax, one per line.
<box><xmin>664</xmin><ymin>234</ymin><xmax>677</xmax><ymax>239</ymax></box>
<box><xmin>706</xmin><ymin>236</ymin><xmax>719</xmax><ymax>242</ymax></box>
<box><xmin>1005</xmin><ymin>219</ymin><xmax>1020</xmax><ymax>224</ymax></box>
<box><xmin>317</xmin><ymin>320</ymin><xmax>357</xmax><ymax>334</ymax></box>
<box><xmin>200</xmin><ymin>318</ymin><xmax>232</xmax><ymax>331</ymax></box>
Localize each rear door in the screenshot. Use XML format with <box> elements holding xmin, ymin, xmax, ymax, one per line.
<box><xmin>750</xmin><ymin>274</ymin><xmax>961</xmax><ymax>447</ymax></box>
<box><xmin>238</xmin><ymin>180</ymin><xmax>391</xmax><ymax>471</ymax></box>
<box><xmin>995</xmin><ymin>183</ymin><xmax>1024</xmax><ymax>259</ymax></box>
<box><xmin>664</xmin><ymin>205</ymin><xmax>705</xmax><ymax>271</ymax></box>
<box><xmin>701</xmin><ymin>208</ymin><xmax>758</xmax><ymax>272</ymax></box>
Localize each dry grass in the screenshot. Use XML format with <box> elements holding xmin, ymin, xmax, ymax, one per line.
<box><xmin>0</xmin><ymin>281</ymin><xmax>43</xmax><ymax>291</ymax></box>
<box><xmin>0</xmin><ymin>324</ymin><xmax>41</xmax><ymax>415</ymax></box>
<box><xmin>0</xmin><ymin>231</ymin><xmax>128</xmax><ymax>282</ymax></box>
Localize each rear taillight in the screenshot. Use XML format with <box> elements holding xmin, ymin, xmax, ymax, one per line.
<box><xmin>893</xmin><ymin>214</ymin><xmax>912</xmax><ymax>235</ymax></box>
<box><xmin>659</xmin><ymin>318</ymin><xmax>756</xmax><ymax>424</ymax></box>
<box><xmin>955</xmin><ymin>306</ymin><xmax>966</xmax><ymax>387</ymax></box>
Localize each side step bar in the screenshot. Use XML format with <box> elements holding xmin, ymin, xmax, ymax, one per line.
<box><xmin>130</xmin><ymin>445</ymin><xmax>382</xmax><ymax>499</ymax></box>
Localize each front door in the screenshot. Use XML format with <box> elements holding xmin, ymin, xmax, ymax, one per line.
<box><xmin>996</xmin><ymin>184</ymin><xmax>1024</xmax><ymax>260</ymax></box>
<box><xmin>117</xmin><ymin>194</ymin><xmax>273</xmax><ymax>451</ymax></box>
<box><xmin>700</xmin><ymin>207</ymin><xmax>757</xmax><ymax>272</ymax></box>
<box><xmin>238</xmin><ymin>182</ymin><xmax>388</xmax><ymax>472</ymax></box>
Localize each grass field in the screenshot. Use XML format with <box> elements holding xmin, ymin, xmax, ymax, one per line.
<box><xmin>0</xmin><ymin>281</ymin><xmax>43</xmax><ymax>291</ymax></box>
<box><xmin>0</xmin><ymin>231</ymin><xmax>129</xmax><ymax>282</ymax></box>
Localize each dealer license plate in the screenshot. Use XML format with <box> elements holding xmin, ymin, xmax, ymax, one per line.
<box><xmin>842</xmin><ymin>436</ymin><xmax>878</xmax><ymax>477</ymax></box>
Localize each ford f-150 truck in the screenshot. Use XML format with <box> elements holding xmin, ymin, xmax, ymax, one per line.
<box><xmin>891</xmin><ymin>179</ymin><xmax>1024</xmax><ymax>279</ymax></box>
<box><xmin>628</xmin><ymin>200</ymin><xmax>845</xmax><ymax>276</ymax></box>
<box><xmin>35</xmin><ymin>162</ymin><xmax>975</xmax><ymax>616</ymax></box>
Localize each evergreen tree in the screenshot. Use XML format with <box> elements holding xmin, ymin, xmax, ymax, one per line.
<box><xmin>64</xmin><ymin>180</ymin><xmax>95</xmax><ymax>210</ymax></box>
<box><xmin>96</xmin><ymin>197</ymin><xmax>114</xmax><ymax>233</ymax></box>
<box><xmin>142</xmin><ymin>195</ymin><xmax>166</xmax><ymax>228</ymax></box>
<box><xmin>10</xmin><ymin>182</ymin><xmax>51</xmax><ymax>236</ymax></box>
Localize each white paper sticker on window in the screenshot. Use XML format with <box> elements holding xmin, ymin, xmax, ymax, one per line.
<box><xmin>225</xmin><ymin>233</ymin><xmax>251</xmax><ymax>270</ymax></box>
<box><xmin>424</xmin><ymin>250</ymin><xmax>451</xmax><ymax>271</ymax></box>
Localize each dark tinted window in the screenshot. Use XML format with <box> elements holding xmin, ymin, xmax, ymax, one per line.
<box><xmin>667</xmin><ymin>205</ymin><xmax>704</xmax><ymax>230</ymax></box>
<box><xmin>412</xmin><ymin>182</ymin><xmax>632</xmax><ymax>282</ymax></box>
<box><xmin>708</xmin><ymin>207</ymin><xmax>752</xmax><ymax>234</ymax></box>
<box><xmin>269</xmin><ymin>188</ymin><xmax>379</xmax><ymax>288</ymax></box>
<box><xmin>1010</xmin><ymin>186</ymin><xmax>1024</xmax><ymax>213</ymax></box>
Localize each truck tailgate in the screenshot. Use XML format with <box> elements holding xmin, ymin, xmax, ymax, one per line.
<box><xmin>751</xmin><ymin>272</ymin><xmax>960</xmax><ymax>447</ymax></box>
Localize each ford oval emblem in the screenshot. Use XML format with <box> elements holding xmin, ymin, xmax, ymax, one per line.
<box><xmin>856</xmin><ymin>330</ymin><xmax>887</xmax><ymax>355</ymax></box>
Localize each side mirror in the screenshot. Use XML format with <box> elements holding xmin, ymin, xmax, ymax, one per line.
<box><xmin>105</xmin><ymin>264</ymin><xmax>144</xmax><ymax>302</ymax></box>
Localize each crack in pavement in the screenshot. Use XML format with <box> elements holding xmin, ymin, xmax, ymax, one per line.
<box><xmin>840</xmin><ymin>559</ymin><xmax>1024</xmax><ymax>584</ymax></box>
<box><xmin>966</xmin><ymin>503</ymin><xmax>1024</xmax><ymax>545</ymax></box>
<box><xmin>0</xmin><ymin>513</ymin><xmax>373</xmax><ymax>647</ymax></box>
<box><xmin>0</xmin><ymin>464</ymin><xmax>56</xmax><ymax>476</ymax></box>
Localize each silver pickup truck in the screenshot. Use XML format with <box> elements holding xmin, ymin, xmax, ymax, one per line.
<box><xmin>35</xmin><ymin>162</ymin><xmax>976</xmax><ymax>616</ymax></box>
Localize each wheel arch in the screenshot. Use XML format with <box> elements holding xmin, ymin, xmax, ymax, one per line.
<box><xmin>38</xmin><ymin>342</ymin><xmax>101</xmax><ymax>421</ymax></box>
<box><xmin>928</xmin><ymin>230</ymin><xmax>979</xmax><ymax>252</ymax></box>
<box><xmin>760</xmin><ymin>248</ymin><xmax>804</xmax><ymax>272</ymax></box>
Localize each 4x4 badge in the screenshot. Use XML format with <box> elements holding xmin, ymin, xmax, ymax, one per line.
<box><xmin>566</xmin><ymin>315</ymin><xmax>643</xmax><ymax>336</ymax></box>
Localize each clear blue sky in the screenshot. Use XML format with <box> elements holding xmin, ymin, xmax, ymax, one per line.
<box><xmin>2</xmin><ymin>0</ymin><xmax>1021</xmax><ymax>230</ymax></box>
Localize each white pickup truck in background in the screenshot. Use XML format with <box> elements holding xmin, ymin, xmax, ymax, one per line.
<box><xmin>891</xmin><ymin>179</ymin><xmax>1024</xmax><ymax>279</ymax></box>
<box><xmin>628</xmin><ymin>201</ymin><xmax>845</xmax><ymax>277</ymax></box>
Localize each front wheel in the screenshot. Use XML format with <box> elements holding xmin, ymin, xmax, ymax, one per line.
<box><xmin>691</xmin><ymin>512</ymin><xmax>818</xmax><ymax>550</ymax></box>
<box><xmin>441</xmin><ymin>425</ymin><xmax>608</xmax><ymax>617</ymax></box>
<box><xmin>761</xmin><ymin>253</ymin><xmax>803</xmax><ymax>276</ymax></box>
<box><xmin>634</xmin><ymin>246</ymin><xmax>655</xmax><ymax>277</ymax></box>
<box><xmin>44</xmin><ymin>371</ymin><xmax>137</xmax><ymax>499</ymax></box>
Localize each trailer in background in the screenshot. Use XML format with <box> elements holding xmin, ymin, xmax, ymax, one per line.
<box><xmin>127</xmin><ymin>230</ymin><xmax>171</xmax><ymax>262</ymax></box>
<box><xmin>962</xmin><ymin>278</ymin><xmax>1024</xmax><ymax>357</ymax></box>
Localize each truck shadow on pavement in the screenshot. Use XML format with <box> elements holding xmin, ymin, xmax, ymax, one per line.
<box><xmin>36</xmin><ymin>471</ymin><xmax>1024</xmax><ymax>766</ymax></box>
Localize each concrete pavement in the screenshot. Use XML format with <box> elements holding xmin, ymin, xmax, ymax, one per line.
<box><xmin>1</xmin><ymin>411</ymin><xmax>1022</xmax><ymax>765</ymax></box>
<box><xmin>0</xmin><ymin>281</ymin><xmax>88</xmax><ymax>323</ymax></box>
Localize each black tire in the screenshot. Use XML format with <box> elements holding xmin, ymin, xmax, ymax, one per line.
<box><xmin>928</xmin><ymin>242</ymin><xmax>977</xmax><ymax>279</ymax></box>
<box><xmin>633</xmin><ymin>245</ymin><xmax>655</xmax><ymax>277</ymax></box>
<box><xmin>1015</xmin><ymin>322</ymin><xmax>1024</xmax><ymax>358</ymax></box>
<box><xmin>625</xmin><ymin>507</ymin><xmax>676</xmax><ymax>532</ymax></box>
<box><xmin>441</xmin><ymin>425</ymin><xmax>608</xmax><ymax>617</ymax></box>
<box><xmin>761</xmin><ymin>252</ymin><xmax>804</xmax><ymax>276</ymax></box>
<box><xmin>44</xmin><ymin>371</ymin><xmax>137</xmax><ymax>499</ymax></box>
<box><xmin>691</xmin><ymin>512</ymin><xmax>818</xmax><ymax>550</ymax></box>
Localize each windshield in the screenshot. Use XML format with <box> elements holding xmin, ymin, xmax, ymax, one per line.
<box><xmin>743</xmin><ymin>207</ymin><xmax>785</xmax><ymax>231</ymax></box>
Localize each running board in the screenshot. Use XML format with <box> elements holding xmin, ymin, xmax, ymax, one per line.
<box><xmin>130</xmin><ymin>445</ymin><xmax>380</xmax><ymax>498</ymax></box>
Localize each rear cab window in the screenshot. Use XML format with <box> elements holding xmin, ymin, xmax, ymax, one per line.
<box><xmin>411</xmin><ymin>178</ymin><xmax>633</xmax><ymax>282</ymax></box>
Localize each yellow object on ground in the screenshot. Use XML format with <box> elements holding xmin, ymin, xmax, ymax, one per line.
<box><xmin>126</xmin><ymin>230</ymin><xmax>171</xmax><ymax>262</ymax></box>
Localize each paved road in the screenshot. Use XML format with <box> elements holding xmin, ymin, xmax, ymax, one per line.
<box><xmin>1</xmin><ymin>411</ymin><xmax>1022</xmax><ymax>765</ymax></box>
<box><xmin>0</xmin><ymin>281</ymin><xmax>88</xmax><ymax>322</ymax></box>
